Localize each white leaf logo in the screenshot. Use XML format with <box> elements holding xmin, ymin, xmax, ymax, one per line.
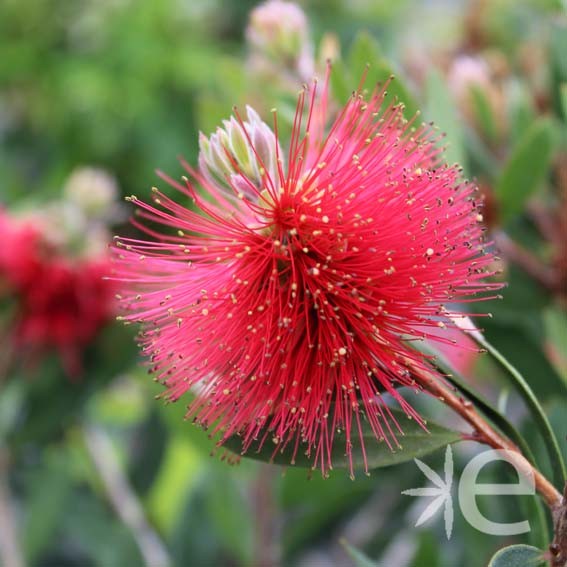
<box><xmin>402</xmin><ymin>445</ymin><xmax>454</xmax><ymax>539</ymax></box>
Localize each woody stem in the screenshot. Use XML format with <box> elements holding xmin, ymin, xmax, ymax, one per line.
<box><xmin>413</xmin><ymin>367</ymin><xmax>562</xmax><ymax>510</ymax></box>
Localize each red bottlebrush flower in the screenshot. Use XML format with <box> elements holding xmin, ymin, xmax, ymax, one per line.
<box><xmin>113</xmin><ymin>72</ymin><xmax>501</xmax><ymax>475</ymax></box>
<box><xmin>0</xmin><ymin>209</ymin><xmax>115</xmax><ymax>377</ymax></box>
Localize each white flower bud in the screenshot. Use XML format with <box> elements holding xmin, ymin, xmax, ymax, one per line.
<box><xmin>64</xmin><ymin>167</ymin><xmax>118</xmax><ymax>218</ymax></box>
<box><xmin>246</xmin><ymin>0</ymin><xmax>314</xmax><ymax>82</ymax></box>
<box><xmin>199</xmin><ymin>106</ymin><xmax>283</xmax><ymax>199</ymax></box>
<box><xmin>448</xmin><ymin>56</ymin><xmax>491</xmax><ymax>103</ymax></box>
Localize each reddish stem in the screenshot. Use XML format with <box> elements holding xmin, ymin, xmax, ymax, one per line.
<box><xmin>413</xmin><ymin>367</ymin><xmax>562</xmax><ymax>509</ymax></box>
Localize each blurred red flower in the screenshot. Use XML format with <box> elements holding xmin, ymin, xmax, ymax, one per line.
<box><xmin>0</xmin><ymin>209</ymin><xmax>115</xmax><ymax>377</ymax></box>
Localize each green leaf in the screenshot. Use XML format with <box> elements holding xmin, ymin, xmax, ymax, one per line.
<box><xmin>471</xmin><ymin>332</ymin><xmax>567</xmax><ymax>487</ymax></box>
<box><xmin>171</xmin><ymin>481</ymin><xmax>224</xmax><ymax>567</ymax></box>
<box><xmin>508</xmin><ymin>82</ymin><xmax>536</xmax><ymax>142</ymax></box>
<box><xmin>281</xmin><ymin>469</ymin><xmax>376</xmax><ymax>553</ymax></box>
<box><xmin>495</xmin><ymin>118</ymin><xmax>555</xmax><ymax>223</ymax></box>
<box><xmin>411</xmin><ymin>531</ymin><xmax>441</xmax><ymax>567</ymax></box>
<box><xmin>488</xmin><ymin>544</ymin><xmax>545</xmax><ymax>567</ymax></box>
<box><xmin>543</xmin><ymin>307</ymin><xmax>567</xmax><ymax>386</ymax></box>
<box><xmin>426</xmin><ymin>69</ymin><xmax>466</xmax><ymax>170</ymax></box>
<box><xmin>469</xmin><ymin>84</ymin><xmax>499</xmax><ymax>143</ymax></box>
<box><xmin>0</xmin><ymin>380</ymin><xmax>24</xmax><ymax>441</ymax></box>
<box><xmin>170</xmin><ymin>468</ymin><xmax>255</xmax><ymax>567</ymax></box>
<box><xmin>481</xmin><ymin>318</ymin><xmax>566</xmax><ymax>402</ymax></box>
<box><xmin>485</xmin><ymin>264</ymin><xmax>551</xmax><ymax>327</ymax></box>
<box><xmin>561</xmin><ymin>84</ymin><xmax>567</xmax><ymax>122</ymax></box>
<box><xmin>412</xmin><ymin>339</ymin><xmax>551</xmax><ymax>545</ymax></box>
<box><xmin>128</xmin><ymin>408</ymin><xmax>168</xmax><ymax>495</ymax></box>
<box><xmin>378</xmin><ymin>63</ymin><xmax>419</xmax><ymax>120</ymax></box>
<box><xmin>146</xmin><ymin>433</ymin><xmax>203</xmax><ymax>534</ymax></box>
<box><xmin>340</xmin><ymin>31</ymin><xmax>419</xmax><ymax>117</ymax></box>
<box><xmin>224</xmin><ymin>408</ymin><xmax>460</xmax><ymax>470</ymax></box>
<box><xmin>551</xmin><ymin>23</ymin><xmax>567</xmax><ymax>82</ymax></box>
<box><xmin>206</xmin><ymin>468</ymin><xmax>254</xmax><ymax>565</ymax></box>
<box><xmin>329</xmin><ymin>58</ymin><xmax>352</xmax><ymax>104</ymax></box>
<box><xmin>348</xmin><ymin>32</ymin><xmax>384</xmax><ymax>78</ymax></box>
<box><xmin>62</xmin><ymin>490</ymin><xmax>142</xmax><ymax>567</ymax></box>
<box><xmin>464</xmin><ymin>124</ymin><xmax>499</xmax><ymax>179</ymax></box>
<box><xmin>550</xmin><ymin>22</ymin><xmax>567</xmax><ymax>118</ymax></box>
<box><xmin>341</xmin><ymin>541</ymin><xmax>379</xmax><ymax>567</ymax></box>
<box><xmin>23</xmin><ymin>454</ymin><xmax>73</xmax><ymax>562</ymax></box>
<box><xmin>414</xmin><ymin>341</ymin><xmax>536</xmax><ymax>464</ymax></box>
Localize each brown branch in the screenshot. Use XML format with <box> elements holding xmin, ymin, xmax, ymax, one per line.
<box><xmin>495</xmin><ymin>231</ymin><xmax>558</xmax><ymax>291</ymax></box>
<box><xmin>412</xmin><ymin>367</ymin><xmax>562</xmax><ymax>509</ymax></box>
<box><xmin>529</xmin><ymin>203</ymin><xmax>564</xmax><ymax>249</ymax></box>
<box><xmin>551</xmin><ymin>484</ymin><xmax>567</xmax><ymax>567</ymax></box>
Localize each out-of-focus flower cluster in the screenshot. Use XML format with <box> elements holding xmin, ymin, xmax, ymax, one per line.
<box><xmin>0</xmin><ymin>167</ymin><xmax>119</xmax><ymax>377</ymax></box>
<box><xmin>246</xmin><ymin>0</ymin><xmax>314</xmax><ymax>84</ymax></box>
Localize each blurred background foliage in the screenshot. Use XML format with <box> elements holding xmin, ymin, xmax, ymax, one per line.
<box><xmin>0</xmin><ymin>0</ymin><xmax>566</xmax><ymax>566</ymax></box>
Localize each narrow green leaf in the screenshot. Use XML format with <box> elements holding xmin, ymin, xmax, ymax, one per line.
<box><xmin>411</xmin><ymin>531</ymin><xmax>442</xmax><ymax>567</ymax></box>
<box><xmin>508</xmin><ymin>82</ymin><xmax>536</xmax><ymax>141</ymax></box>
<box><xmin>414</xmin><ymin>341</ymin><xmax>551</xmax><ymax>544</ymax></box>
<box><xmin>471</xmin><ymin>333</ymin><xmax>567</xmax><ymax>488</ymax></box>
<box><xmin>550</xmin><ymin>22</ymin><xmax>567</xmax><ymax>117</ymax></box>
<box><xmin>170</xmin><ymin>475</ymin><xmax>232</xmax><ymax>567</ymax></box>
<box><xmin>470</xmin><ymin>84</ymin><xmax>498</xmax><ymax>143</ymax></box>
<box><xmin>544</xmin><ymin>307</ymin><xmax>567</xmax><ymax>386</ymax></box>
<box><xmin>474</xmin><ymin>319</ymin><xmax>566</xmax><ymax>402</ymax></box>
<box><xmin>464</xmin><ymin>125</ymin><xmax>499</xmax><ymax>179</ymax></box>
<box><xmin>341</xmin><ymin>540</ymin><xmax>379</xmax><ymax>567</ymax></box>
<box><xmin>550</xmin><ymin>23</ymin><xmax>567</xmax><ymax>84</ymax></box>
<box><xmin>561</xmin><ymin>83</ymin><xmax>567</xmax><ymax>122</ymax></box>
<box><xmin>378</xmin><ymin>62</ymin><xmax>419</xmax><ymax>118</ymax></box>
<box><xmin>329</xmin><ymin>58</ymin><xmax>352</xmax><ymax>104</ymax></box>
<box><xmin>426</xmin><ymin>69</ymin><xmax>466</xmax><ymax>170</ymax></box>
<box><xmin>520</xmin><ymin>492</ymin><xmax>551</xmax><ymax>551</ymax></box>
<box><xmin>495</xmin><ymin>118</ymin><xmax>554</xmax><ymax>223</ymax></box>
<box><xmin>344</xmin><ymin>31</ymin><xmax>419</xmax><ymax>118</ymax></box>
<box><xmin>147</xmin><ymin>434</ymin><xmax>203</xmax><ymax>534</ymax></box>
<box><xmin>206</xmin><ymin>469</ymin><xmax>254</xmax><ymax>565</ymax></box>
<box><xmin>348</xmin><ymin>31</ymin><xmax>383</xmax><ymax>78</ymax></box>
<box><xmin>224</xmin><ymin>408</ymin><xmax>460</xmax><ymax>470</ymax></box>
<box><xmin>62</xmin><ymin>491</ymin><xmax>142</xmax><ymax>567</ymax></box>
<box><xmin>414</xmin><ymin>341</ymin><xmax>536</xmax><ymax>464</ymax></box>
<box><xmin>488</xmin><ymin>544</ymin><xmax>545</xmax><ymax>567</ymax></box>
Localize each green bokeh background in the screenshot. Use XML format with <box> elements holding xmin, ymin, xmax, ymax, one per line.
<box><xmin>1</xmin><ymin>1</ymin><xmax>566</xmax><ymax>566</ymax></box>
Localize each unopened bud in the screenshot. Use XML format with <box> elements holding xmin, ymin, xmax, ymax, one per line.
<box><xmin>64</xmin><ymin>167</ymin><xmax>118</xmax><ymax>218</ymax></box>
<box><xmin>448</xmin><ymin>56</ymin><xmax>491</xmax><ymax>104</ymax></box>
<box><xmin>246</xmin><ymin>0</ymin><xmax>314</xmax><ymax>82</ymax></box>
<box><xmin>447</xmin><ymin>55</ymin><xmax>505</xmax><ymax>141</ymax></box>
<box><xmin>319</xmin><ymin>32</ymin><xmax>341</xmax><ymax>66</ymax></box>
<box><xmin>199</xmin><ymin>106</ymin><xmax>282</xmax><ymax>198</ymax></box>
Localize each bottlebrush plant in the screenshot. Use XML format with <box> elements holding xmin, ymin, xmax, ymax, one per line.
<box><xmin>113</xmin><ymin>61</ymin><xmax>566</xmax><ymax>566</ymax></box>
<box><xmin>1</xmin><ymin>1</ymin><xmax>565</xmax><ymax>566</ymax></box>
